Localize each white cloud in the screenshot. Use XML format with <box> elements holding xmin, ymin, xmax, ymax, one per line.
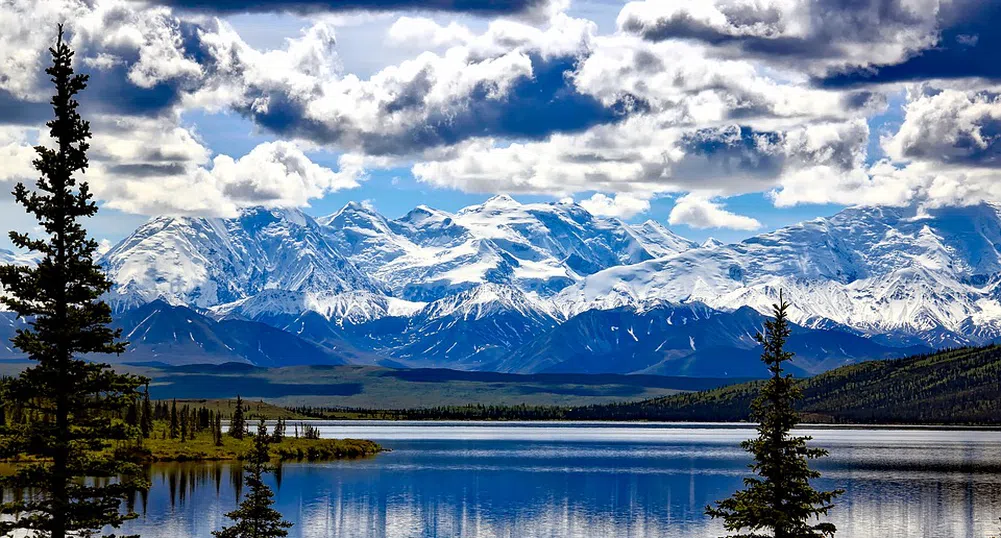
<box><xmin>89</xmin><ymin>114</ymin><xmax>211</xmax><ymax>166</ymax></box>
<box><xmin>412</xmin><ymin>117</ymin><xmax>870</xmax><ymax>203</ymax></box>
<box><xmin>1</xmin><ymin>0</ymin><xmax>999</xmax><ymax>225</ymax></box>
<box><xmin>616</xmin><ymin>0</ymin><xmax>945</xmax><ymax>73</ymax></box>
<box><xmin>185</xmin><ymin>13</ymin><xmax>600</xmax><ymax>155</ymax></box>
<box><xmin>93</xmin><ymin>141</ymin><xmax>362</xmax><ymax>217</ymax></box>
<box><xmin>668</xmin><ymin>194</ymin><xmax>761</xmax><ymax>230</ymax></box>
<box><xmin>884</xmin><ymin>88</ymin><xmax>1001</xmax><ymax>166</ymax></box>
<box><xmin>577</xmin><ymin>193</ymin><xmax>651</xmax><ymax>218</ymax></box>
<box><xmin>0</xmin><ymin>128</ymin><xmax>38</xmax><ymax>182</ymax></box>
<box><xmin>387</xmin><ymin>17</ymin><xmax>475</xmax><ymax>48</ymax></box>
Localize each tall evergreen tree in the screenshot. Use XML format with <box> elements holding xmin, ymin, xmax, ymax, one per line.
<box><xmin>229</xmin><ymin>395</ymin><xmax>246</xmax><ymax>439</ymax></box>
<box><xmin>706</xmin><ymin>292</ymin><xmax>843</xmax><ymax>537</ymax></box>
<box><xmin>213</xmin><ymin>420</ymin><xmax>293</xmax><ymax>538</ymax></box>
<box><xmin>169</xmin><ymin>399</ymin><xmax>179</xmax><ymax>439</ymax></box>
<box><xmin>125</xmin><ymin>397</ymin><xmax>139</xmax><ymax>434</ymax></box>
<box><xmin>215</xmin><ymin>412</ymin><xmax>224</xmax><ymax>447</ymax></box>
<box><xmin>180</xmin><ymin>406</ymin><xmax>188</xmax><ymax>443</ymax></box>
<box><xmin>0</xmin><ymin>25</ymin><xmax>148</xmax><ymax>538</ymax></box>
<box><xmin>140</xmin><ymin>386</ymin><xmax>153</xmax><ymax>439</ymax></box>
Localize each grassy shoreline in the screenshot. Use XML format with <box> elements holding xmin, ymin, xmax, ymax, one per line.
<box><xmin>120</xmin><ymin>435</ymin><xmax>383</xmax><ymax>463</ymax></box>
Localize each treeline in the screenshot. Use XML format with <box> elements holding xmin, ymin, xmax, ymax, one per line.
<box><xmin>605</xmin><ymin>344</ymin><xmax>1001</xmax><ymax>424</ymax></box>
<box><xmin>150</xmin><ymin>399</ymin><xmax>225</xmax><ymax>444</ymax></box>
<box><xmin>286</xmin><ymin>344</ymin><xmax>1001</xmax><ymax>425</ymax></box>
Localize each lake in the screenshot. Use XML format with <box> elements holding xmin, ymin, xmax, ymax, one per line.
<box><xmin>119</xmin><ymin>422</ymin><xmax>1001</xmax><ymax>538</ymax></box>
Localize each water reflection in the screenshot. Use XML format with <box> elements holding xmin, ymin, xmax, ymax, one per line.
<box><xmin>116</xmin><ymin>423</ymin><xmax>1001</xmax><ymax>538</ymax></box>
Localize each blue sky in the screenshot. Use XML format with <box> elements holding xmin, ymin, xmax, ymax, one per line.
<box><xmin>1</xmin><ymin>0</ymin><xmax>1000</xmax><ymax>248</ymax></box>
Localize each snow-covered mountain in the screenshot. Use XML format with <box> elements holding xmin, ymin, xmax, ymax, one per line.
<box><xmin>11</xmin><ymin>196</ymin><xmax>1001</xmax><ymax>375</ymax></box>
<box><xmin>318</xmin><ymin>195</ymin><xmax>696</xmax><ymax>301</ymax></box>
<box><xmin>555</xmin><ymin>203</ymin><xmax>1001</xmax><ymax>347</ymax></box>
<box><xmin>102</xmin><ymin>207</ymin><xmax>384</xmax><ymax>311</ymax></box>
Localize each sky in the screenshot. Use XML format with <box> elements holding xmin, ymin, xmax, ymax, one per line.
<box><xmin>1</xmin><ymin>0</ymin><xmax>1000</xmax><ymax>247</ymax></box>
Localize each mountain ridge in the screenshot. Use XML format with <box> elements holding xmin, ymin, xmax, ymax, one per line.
<box><xmin>8</xmin><ymin>197</ymin><xmax>1001</xmax><ymax>374</ymax></box>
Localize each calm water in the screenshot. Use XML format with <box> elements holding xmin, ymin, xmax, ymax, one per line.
<box><xmin>119</xmin><ymin>422</ymin><xmax>1001</xmax><ymax>538</ymax></box>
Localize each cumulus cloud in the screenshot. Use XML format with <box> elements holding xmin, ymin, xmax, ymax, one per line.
<box><xmin>571</xmin><ymin>34</ymin><xmax>885</xmax><ymax>126</ymax></box>
<box><xmin>577</xmin><ymin>193</ymin><xmax>651</xmax><ymax>218</ymax></box>
<box><xmin>1</xmin><ymin>0</ymin><xmax>999</xmax><ymax>223</ymax></box>
<box><xmin>183</xmin><ymin>13</ymin><xmax>633</xmax><ymax>155</ymax></box>
<box><xmin>884</xmin><ymin>89</ymin><xmax>1001</xmax><ymax>167</ymax></box>
<box><xmin>618</xmin><ymin>0</ymin><xmax>945</xmax><ymax>73</ymax></box>
<box><xmin>412</xmin><ymin>118</ymin><xmax>870</xmax><ymax>202</ymax></box>
<box><xmin>0</xmin><ymin>128</ymin><xmax>38</xmax><ymax>183</ymax></box>
<box><xmin>819</xmin><ymin>2</ymin><xmax>1001</xmax><ymax>86</ymax></box>
<box><xmin>387</xmin><ymin>16</ymin><xmax>476</xmax><ymax>48</ymax></box>
<box><xmin>93</xmin><ymin>140</ymin><xmax>362</xmax><ymax>216</ymax></box>
<box><xmin>668</xmin><ymin>194</ymin><xmax>761</xmax><ymax>230</ymax></box>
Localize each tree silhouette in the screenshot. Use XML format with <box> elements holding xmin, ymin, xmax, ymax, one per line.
<box><xmin>706</xmin><ymin>292</ymin><xmax>843</xmax><ymax>538</ymax></box>
<box><xmin>0</xmin><ymin>25</ymin><xmax>148</xmax><ymax>538</ymax></box>
<box><xmin>214</xmin><ymin>420</ymin><xmax>293</xmax><ymax>538</ymax></box>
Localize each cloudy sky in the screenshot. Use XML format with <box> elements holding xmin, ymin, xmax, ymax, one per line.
<box><xmin>0</xmin><ymin>0</ymin><xmax>999</xmax><ymax>246</ymax></box>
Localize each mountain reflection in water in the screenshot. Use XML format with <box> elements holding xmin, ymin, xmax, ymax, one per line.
<box><xmin>106</xmin><ymin>423</ymin><xmax>1001</xmax><ymax>538</ymax></box>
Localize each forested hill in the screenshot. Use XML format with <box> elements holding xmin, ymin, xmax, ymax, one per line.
<box><xmin>583</xmin><ymin>345</ymin><xmax>1001</xmax><ymax>424</ymax></box>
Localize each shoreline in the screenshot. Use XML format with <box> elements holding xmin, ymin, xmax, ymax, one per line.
<box><xmin>127</xmin><ymin>436</ymin><xmax>384</xmax><ymax>463</ymax></box>
<box><xmin>270</xmin><ymin>417</ymin><xmax>1001</xmax><ymax>430</ymax></box>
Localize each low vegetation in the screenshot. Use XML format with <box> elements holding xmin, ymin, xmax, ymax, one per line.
<box><xmin>117</xmin><ymin>427</ymin><xmax>380</xmax><ymax>463</ymax></box>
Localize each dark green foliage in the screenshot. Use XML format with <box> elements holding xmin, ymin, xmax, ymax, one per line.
<box><xmin>229</xmin><ymin>395</ymin><xmax>246</xmax><ymax>439</ymax></box>
<box><xmin>180</xmin><ymin>405</ymin><xmax>188</xmax><ymax>442</ymax></box>
<box><xmin>0</xmin><ymin>26</ymin><xmax>148</xmax><ymax>538</ymax></box>
<box><xmin>141</xmin><ymin>387</ymin><xmax>153</xmax><ymax>439</ymax></box>
<box><xmin>125</xmin><ymin>398</ymin><xmax>139</xmax><ymax>427</ymax></box>
<box><xmin>213</xmin><ymin>420</ymin><xmax>294</xmax><ymax>538</ymax></box>
<box><xmin>706</xmin><ymin>294</ymin><xmax>842</xmax><ymax>538</ymax></box>
<box><xmin>169</xmin><ymin>399</ymin><xmax>179</xmax><ymax>439</ymax></box>
<box><xmin>271</xmin><ymin>418</ymin><xmax>286</xmax><ymax>442</ymax></box>
<box><xmin>593</xmin><ymin>344</ymin><xmax>1001</xmax><ymax>424</ymax></box>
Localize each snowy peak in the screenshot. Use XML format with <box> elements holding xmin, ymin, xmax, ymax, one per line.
<box><xmin>701</xmin><ymin>237</ymin><xmax>724</xmax><ymax>249</ymax></box>
<box><xmin>318</xmin><ymin>201</ymin><xmax>387</xmax><ymax>230</ymax></box>
<box><xmin>557</xmin><ymin>202</ymin><xmax>1001</xmax><ymax>346</ymax></box>
<box><xmin>630</xmin><ymin>220</ymin><xmax>700</xmax><ymax>257</ymax></box>
<box><xmin>102</xmin><ymin>208</ymin><xmax>382</xmax><ymax>309</ymax></box>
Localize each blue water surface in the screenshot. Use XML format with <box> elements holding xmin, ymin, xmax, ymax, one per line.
<box><xmin>120</xmin><ymin>422</ymin><xmax>1001</xmax><ymax>538</ymax></box>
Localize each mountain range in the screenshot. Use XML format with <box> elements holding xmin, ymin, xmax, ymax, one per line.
<box><xmin>9</xmin><ymin>196</ymin><xmax>1001</xmax><ymax>377</ymax></box>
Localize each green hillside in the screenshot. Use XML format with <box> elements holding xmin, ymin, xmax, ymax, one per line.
<box><xmin>578</xmin><ymin>345</ymin><xmax>1001</xmax><ymax>424</ymax></box>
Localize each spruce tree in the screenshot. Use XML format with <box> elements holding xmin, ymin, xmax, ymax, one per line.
<box><xmin>215</xmin><ymin>412</ymin><xmax>224</xmax><ymax>447</ymax></box>
<box><xmin>140</xmin><ymin>386</ymin><xmax>153</xmax><ymax>439</ymax></box>
<box><xmin>229</xmin><ymin>395</ymin><xmax>246</xmax><ymax>439</ymax></box>
<box><xmin>0</xmin><ymin>25</ymin><xmax>148</xmax><ymax>538</ymax></box>
<box><xmin>180</xmin><ymin>406</ymin><xmax>188</xmax><ymax>443</ymax></box>
<box><xmin>706</xmin><ymin>292</ymin><xmax>843</xmax><ymax>537</ymax></box>
<box><xmin>213</xmin><ymin>420</ymin><xmax>293</xmax><ymax>538</ymax></box>
<box><xmin>125</xmin><ymin>398</ymin><xmax>139</xmax><ymax>427</ymax></box>
<box><xmin>170</xmin><ymin>399</ymin><xmax>179</xmax><ymax>439</ymax></box>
